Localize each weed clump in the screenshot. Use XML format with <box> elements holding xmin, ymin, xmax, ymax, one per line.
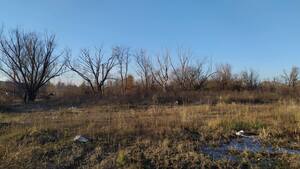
<box><xmin>17</xmin><ymin>128</ymin><xmax>62</xmax><ymax>145</ymax></box>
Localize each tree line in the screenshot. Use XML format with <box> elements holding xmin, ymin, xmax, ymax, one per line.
<box><xmin>0</xmin><ymin>28</ymin><xmax>299</xmax><ymax>103</ymax></box>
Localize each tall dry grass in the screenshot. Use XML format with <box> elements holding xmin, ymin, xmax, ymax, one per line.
<box><xmin>0</xmin><ymin>102</ymin><xmax>299</xmax><ymax>168</ymax></box>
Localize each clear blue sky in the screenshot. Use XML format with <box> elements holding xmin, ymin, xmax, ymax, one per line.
<box><xmin>1</xmin><ymin>0</ymin><xmax>300</xmax><ymax>81</ymax></box>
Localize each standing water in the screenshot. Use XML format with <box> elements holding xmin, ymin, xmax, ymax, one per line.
<box><xmin>201</xmin><ymin>136</ymin><xmax>300</xmax><ymax>161</ymax></box>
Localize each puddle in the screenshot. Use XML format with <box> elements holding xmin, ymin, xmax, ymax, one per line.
<box><xmin>201</xmin><ymin>137</ymin><xmax>300</xmax><ymax>160</ymax></box>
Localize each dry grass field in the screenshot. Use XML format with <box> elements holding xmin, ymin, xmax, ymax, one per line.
<box><xmin>0</xmin><ymin>102</ymin><xmax>299</xmax><ymax>169</ymax></box>
<box><xmin>2</xmin><ymin>1</ymin><xmax>300</xmax><ymax>169</ymax></box>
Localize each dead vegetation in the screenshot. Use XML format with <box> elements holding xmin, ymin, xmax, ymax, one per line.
<box><xmin>0</xmin><ymin>27</ymin><xmax>300</xmax><ymax>169</ymax></box>
<box><xmin>0</xmin><ymin>103</ymin><xmax>299</xmax><ymax>169</ymax></box>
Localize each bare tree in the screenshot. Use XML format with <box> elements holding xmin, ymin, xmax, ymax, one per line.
<box><xmin>171</xmin><ymin>47</ymin><xmax>193</xmax><ymax>90</ymax></box>
<box><xmin>240</xmin><ymin>69</ymin><xmax>259</xmax><ymax>90</ymax></box>
<box><xmin>113</xmin><ymin>46</ymin><xmax>130</xmax><ymax>95</ymax></box>
<box><xmin>0</xmin><ymin>28</ymin><xmax>66</xmax><ymax>103</ymax></box>
<box><xmin>281</xmin><ymin>66</ymin><xmax>299</xmax><ymax>88</ymax></box>
<box><xmin>151</xmin><ymin>49</ymin><xmax>171</xmax><ymax>92</ymax></box>
<box><xmin>134</xmin><ymin>49</ymin><xmax>152</xmax><ymax>90</ymax></box>
<box><xmin>171</xmin><ymin>47</ymin><xmax>213</xmax><ymax>90</ymax></box>
<box><xmin>214</xmin><ymin>64</ymin><xmax>232</xmax><ymax>90</ymax></box>
<box><xmin>67</xmin><ymin>47</ymin><xmax>116</xmax><ymax>95</ymax></box>
<box><xmin>191</xmin><ymin>60</ymin><xmax>215</xmax><ymax>90</ymax></box>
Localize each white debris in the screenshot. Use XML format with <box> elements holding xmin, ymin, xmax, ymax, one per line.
<box><xmin>68</xmin><ymin>106</ymin><xmax>78</xmax><ymax>110</ymax></box>
<box><xmin>235</xmin><ymin>130</ymin><xmax>245</xmax><ymax>136</ymax></box>
<box><xmin>235</xmin><ymin>130</ymin><xmax>256</xmax><ymax>138</ymax></box>
<box><xmin>73</xmin><ymin>135</ymin><xmax>89</xmax><ymax>143</ymax></box>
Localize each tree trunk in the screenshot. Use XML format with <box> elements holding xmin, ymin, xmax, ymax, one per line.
<box><xmin>96</xmin><ymin>85</ymin><xmax>104</xmax><ymax>96</ymax></box>
<box><xmin>23</xmin><ymin>93</ymin><xmax>28</xmax><ymax>103</ymax></box>
<box><xmin>28</xmin><ymin>93</ymin><xmax>36</xmax><ymax>102</ymax></box>
<box><xmin>23</xmin><ymin>91</ymin><xmax>37</xmax><ymax>103</ymax></box>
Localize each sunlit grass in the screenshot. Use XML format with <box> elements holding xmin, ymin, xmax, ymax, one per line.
<box><xmin>0</xmin><ymin>103</ymin><xmax>299</xmax><ymax>168</ymax></box>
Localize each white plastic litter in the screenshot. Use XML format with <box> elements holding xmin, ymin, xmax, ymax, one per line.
<box><xmin>235</xmin><ymin>130</ymin><xmax>245</xmax><ymax>136</ymax></box>
<box><xmin>73</xmin><ymin>135</ymin><xmax>89</xmax><ymax>143</ymax></box>
<box><xmin>235</xmin><ymin>130</ymin><xmax>256</xmax><ymax>138</ymax></box>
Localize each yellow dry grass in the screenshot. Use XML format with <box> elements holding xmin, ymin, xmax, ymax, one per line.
<box><xmin>0</xmin><ymin>103</ymin><xmax>299</xmax><ymax>168</ymax></box>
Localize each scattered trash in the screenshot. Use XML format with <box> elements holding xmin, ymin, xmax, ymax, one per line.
<box><xmin>235</xmin><ymin>130</ymin><xmax>256</xmax><ymax>138</ymax></box>
<box><xmin>235</xmin><ymin>130</ymin><xmax>245</xmax><ymax>136</ymax></box>
<box><xmin>73</xmin><ymin>135</ymin><xmax>89</xmax><ymax>143</ymax></box>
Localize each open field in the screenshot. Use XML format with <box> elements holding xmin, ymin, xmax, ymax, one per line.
<box><xmin>2</xmin><ymin>1</ymin><xmax>300</xmax><ymax>169</ymax></box>
<box><xmin>0</xmin><ymin>102</ymin><xmax>299</xmax><ymax>169</ymax></box>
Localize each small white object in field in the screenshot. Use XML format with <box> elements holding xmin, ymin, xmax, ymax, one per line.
<box><xmin>73</xmin><ymin>135</ymin><xmax>89</xmax><ymax>143</ymax></box>
<box><xmin>69</xmin><ymin>106</ymin><xmax>77</xmax><ymax>110</ymax></box>
<box><xmin>235</xmin><ymin>130</ymin><xmax>245</xmax><ymax>136</ymax></box>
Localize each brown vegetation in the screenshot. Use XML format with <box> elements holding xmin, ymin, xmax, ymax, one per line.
<box><xmin>0</xmin><ymin>103</ymin><xmax>299</xmax><ymax>168</ymax></box>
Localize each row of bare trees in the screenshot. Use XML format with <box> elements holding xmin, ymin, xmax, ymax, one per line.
<box><xmin>281</xmin><ymin>66</ymin><xmax>299</xmax><ymax>88</ymax></box>
<box><xmin>66</xmin><ymin>46</ymin><xmax>215</xmax><ymax>96</ymax></box>
<box><xmin>1</xmin><ymin>28</ymin><xmax>300</xmax><ymax>103</ymax></box>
